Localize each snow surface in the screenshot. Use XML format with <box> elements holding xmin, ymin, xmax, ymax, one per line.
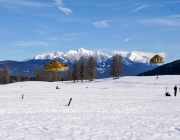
<box><xmin>0</xmin><ymin>75</ymin><xmax>180</xmax><ymax>140</ymax></box>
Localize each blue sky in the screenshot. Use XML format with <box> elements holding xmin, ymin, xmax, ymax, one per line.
<box><xmin>0</xmin><ymin>0</ymin><xmax>180</xmax><ymax>63</ymax></box>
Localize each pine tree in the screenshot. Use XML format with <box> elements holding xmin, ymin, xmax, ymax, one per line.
<box><xmin>110</xmin><ymin>54</ymin><xmax>123</xmax><ymax>79</ymax></box>
<box><xmin>87</xmin><ymin>56</ymin><xmax>96</xmax><ymax>81</ymax></box>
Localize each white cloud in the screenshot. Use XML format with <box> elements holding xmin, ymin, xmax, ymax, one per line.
<box><xmin>93</xmin><ymin>20</ymin><xmax>113</xmax><ymax>28</ymax></box>
<box><xmin>11</xmin><ymin>41</ymin><xmax>50</xmax><ymax>47</ymax></box>
<box><xmin>55</xmin><ymin>0</ymin><xmax>72</xmax><ymax>15</ymax></box>
<box><xmin>139</xmin><ymin>15</ymin><xmax>180</xmax><ymax>27</ymax></box>
<box><xmin>60</xmin><ymin>33</ymin><xmax>88</xmax><ymax>41</ymax></box>
<box><xmin>0</xmin><ymin>0</ymin><xmax>50</xmax><ymax>8</ymax></box>
<box><xmin>169</xmin><ymin>14</ymin><xmax>180</xmax><ymax>18</ymax></box>
<box><xmin>125</xmin><ymin>38</ymin><xmax>130</xmax><ymax>42</ymax></box>
<box><xmin>34</xmin><ymin>30</ymin><xmax>47</xmax><ymax>36</ymax></box>
<box><xmin>46</xmin><ymin>37</ymin><xmax>58</xmax><ymax>41</ymax></box>
<box><xmin>162</xmin><ymin>1</ymin><xmax>180</xmax><ymax>4</ymax></box>
<box><xmin>47</xmin><ymin>33</ymin><xmax>88</xmax><ymax>41</ymax></box>
<box><xmin>128</xmin><ymin>5</ymin><xmax>147</xmax><ymax>13</ymax></box>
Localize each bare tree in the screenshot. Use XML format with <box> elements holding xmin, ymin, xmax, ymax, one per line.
<box><xmin>26</xmin><ymin>75</ymin><xmax>30</xmax><ymax>81</ymax></box>
<box><xmin>0</xmin><ymin>68</ymin><xmax>3</xmax><ymax>84</ymax></box>
<box><xmin>87</xmin><ymin>56</ymin><xmax>96</xmax><ymax>81</ymax></box>
<box><xmin>84</xmin><ymin>61</ymin><xmax>88</xmax><ymax>80</ymax></box>
<box><xmin>43</xmin><ymin>71</ymin><xmax>51</xmax><ymax>82</ymax></box>
<box><xmin>110</xmin><ymin>54</ymin><xmax>123</xmax><ymax>79</ymax></box>
<box><xmin>47</xmin><ymin>72</ymin><xmax>51</xmax><ymax>82</ymax></box>
<box><xmin>65</xmin><ymin>70</ymin><xmax>72</xmax><ymax>81</ymax></box>
<box><xmin>3</xmin><ymin>66</ymin><xmax>10</xmax><ymax>84</ymax></box>
<box><xmin>57</xmin><ymin>73</ymin><xmax>62</xmax><ymax>81</ymax></box>
<box><xmin>72</xmin><ymin>60</ymin><xmax>79</xmax><ymax>82</ymax></box>
<box><xmin>40</xmin><ymin>71</ymin><xmax>45</xmax><ymax>81</ymax></box>
<box><xmin>35</xmin><ymin>70</ymin><xmax>62</xmax><ymax>82</ymax></box>
<box><xmin>78</xmin><ymin>57</ymin><xmax>85</xmax><ymax>82</ymax></box>
<box><xmin>16</xmin><ymin>74</ymin><xmax>21</xmax><ymax>82</ymax></box>
<box><xmin>52</xmin><ymin>72</ymin><xmax>59</xmax><ymax>81</ymax></box>
<box><xmin>35</xmin><ymin>69</ymin><xmax>41</xmax><ymax>81</ymax></box>
<box><xmin>39</xmin><ymin>71</ymin><xmax>45</xmax><ymax>81</ymax></box>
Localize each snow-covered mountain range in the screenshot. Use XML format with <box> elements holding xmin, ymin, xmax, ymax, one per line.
<box><xmin>25</xmin><ymin>48</ymin><xmax>167</xmax><ymax>64</ymax></box>
<box><xmin>0</xmin><ymin>48</ymin><xmax>165</xmax><ymax>78</ymax></box>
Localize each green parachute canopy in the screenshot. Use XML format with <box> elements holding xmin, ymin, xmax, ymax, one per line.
<box><xmin>150</xmin><ymin>55</ymin><xmax>164</xmax><ymax>64</ymax></box>
<box><xmin>44</xmin><ymin>60</ymin><xmax>69</xmax><ymax>72</ymax></box>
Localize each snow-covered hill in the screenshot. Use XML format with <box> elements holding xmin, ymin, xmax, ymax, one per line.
<box><xmin>25</xmin><ymin>48</ymin><xmax>167</xmax><ymax>64</ymax></box>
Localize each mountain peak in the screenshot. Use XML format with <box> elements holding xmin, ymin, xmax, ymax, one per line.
<box><xmin>126</xmin><ymin>52</ymin><xmax>148</xmax><ymax>63</ymax></box>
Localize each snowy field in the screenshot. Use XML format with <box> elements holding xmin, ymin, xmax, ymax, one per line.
<box><xmin>0</xmin><ymin>75</ymin><xmax>180</xmax><ymax>140</ymax></box>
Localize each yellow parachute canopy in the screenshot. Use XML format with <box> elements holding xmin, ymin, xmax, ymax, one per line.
<box><xmin>44</xmin><ymin>60</ymin><xmax>69</xmax><ymax>72</ymax></box>
<box><xmin>150</xmin><ymin>55</ymin><xmax>164</xmax><ymax>64</ymax></box>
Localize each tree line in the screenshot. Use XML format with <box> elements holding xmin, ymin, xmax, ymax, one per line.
<box><xmin>34</xmin><ymin>56</ymin><xmax>97</xmax><ymax>82</ymax></box>
<box><xmin>0</xmin><ymin>66</ymin><xmax>30</xmax><ymax>84</ymax></box>
<box><xmin>0</xmin><ymin>54</ymin><xmax>123</xmax><ymax>84</ymax></box>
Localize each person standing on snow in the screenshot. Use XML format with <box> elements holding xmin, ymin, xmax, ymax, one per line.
<box><xmin>174</xmin><ymin>85</ymin><xmax>177</xmax><ymax>96</ymax></box>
